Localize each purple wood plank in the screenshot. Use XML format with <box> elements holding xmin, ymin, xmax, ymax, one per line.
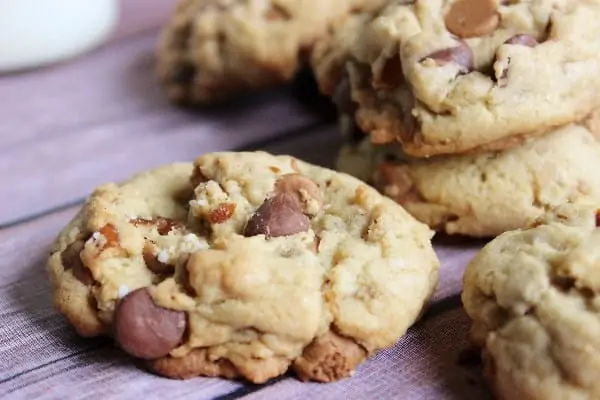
<box><xmin>247</xmin><ymin>124</ymin><xmax>343</xmax><ymax>169</ymax></box>
<box><xmin>114</xmin><ymin>0</ymin><xmax>177</xmax><ymax>39</ymax></box>
<box><xmin>0</xmin><ymin>114</ymin><xmax>325</xmax><ymax>226</ymax></box>
<box><xmin>0</xmin><ymin>33</ymin><xmax>165</xmax><ymax>149</ymax></box>
<box><xmin>0</xmin><ymin>32</ymin><xmax>318</xmax><ymax>151</ymax></box>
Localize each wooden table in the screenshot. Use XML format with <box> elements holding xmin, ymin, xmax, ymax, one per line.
<box><xmin>0</xmin><ymin>2</ymin><xmax>487</xmax><ymax>399</ymax></box>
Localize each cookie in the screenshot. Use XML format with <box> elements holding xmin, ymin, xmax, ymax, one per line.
<box><xmin>314</xmin><ymin>0</ymin><xmax>600</xmax><ymax>157</ymax></box>
<box><xmin>47</xmin><ymin>151</ymin><xmax>439</xmax><ymax>383</ymax></box>
<box><xmin>462</xmin><ymin>203</ymin><xmax>600</xmax><ymax>399</ymax></box>
<box><xmin>156</xmin><ymin>0</ymin><xmax>383</xmax><ymax>105</ymax></box>
<box><xmin>336</xmin><ymin>116</ymin><xmax>600</xmax><ymax>237</ymax></box>
<box><xmin>310</xmin><ymin>7</ymin><xmax>374</xmax><ymax>98</ymax></box>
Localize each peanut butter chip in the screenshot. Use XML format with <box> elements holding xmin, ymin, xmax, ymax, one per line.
<box><xmin>445</xmin><ymin>0</ymin><xmax>499</xmax><ymax>38</ymax></box>
<box><xmin>114</xmin><ymin>288</ymin><xmax>187</xmax><ymax>360</ymax></box>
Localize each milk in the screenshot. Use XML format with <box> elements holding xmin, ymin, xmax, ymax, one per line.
<box><xmin>0</xmin><ymin>0</ymin><xmax>119</xmax><ymax>72</ymax></box>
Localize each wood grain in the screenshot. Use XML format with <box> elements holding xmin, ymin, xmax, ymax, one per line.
<box><xmin>0</xmin><ymin>32</ymin><xmax>323</xmax><ymax>150</ymax></box>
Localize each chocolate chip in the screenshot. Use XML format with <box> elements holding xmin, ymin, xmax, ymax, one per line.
<box><xmin>595</xmin><ymin>209</ymin><xmax>600</xmax><ymax>227</ymax></box>
<box><xmin>178</xmin><ymin>261</ymin><xmax>197</xmax><ymax>297</ymax></box>
<box><xmin>61</xmin><ymin>240</ymin><xmax>93</xmax><ymax>285</ymax></box>
<box><xmin>114</xmin><ymin>288</ymin><xmax>186</xmax><ymax>360</ymax></box>
<box><xmin>445</xmin><ymin>0</ymin><xmax>499</xmax><ymax>38</ymax></box>
<box><xmin>423</xmin><ymin>42</ymin><xmax>474</xmax><ymax>73</ymax></box>
<box><xmin>504</xmin><ymin>34</ymin><xmax>538</xmax><ymax>47</ymax></box>
<box><xmin>244</xmin><ymin>195</ymin><xmax>310</xmax><ymax>238</ymax></box>
<box><xmin>274</xmin><ymin>174</ymin><xmax>322</xmax><ymax>213</ymax></box>
<box><xmin>551</xmin><ymin>276</ymin><xmax>576</xmax><ymax>293</ymax></box>
<box><xmin>143</xmin><ymin>243</ymin><xmax>175</xmax><ymax>275</ymax></box>
<box><xmin>495</xmin><ymin>35</ymin><xmax>538</xmax><ymax>87</ymax></box>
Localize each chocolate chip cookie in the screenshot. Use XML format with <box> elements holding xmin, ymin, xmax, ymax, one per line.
<box><xmin>314</xmin><ymin>0</ymin><xmax>600</xmax><ymax>157</ymax></box>
<box><xmin>47</xmin><ymin>151</ymin><xmax>439</xmax><ymax>383</ymax></box>
<box><xmin>462</xmin><ymin>203</ymin><xmax>600</xmax><ymax>399</ymax></box>
<box><xmin>337</xmin><ymin>116</ymin><xmax>600</xmax><ymax>237</ymax></box>
<box><xmin>156</xmin><ymin>0</ymin><xmax>384</xmax><ymax>105</ymax></box>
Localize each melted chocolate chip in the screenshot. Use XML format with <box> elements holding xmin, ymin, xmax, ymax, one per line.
<box><xmin>244</xmin><ymin>195</ymin><xmax>310</xmax><ymax>238</ymax></box>
<box><xmin>504</xmin><ymin>34</ymin><xmax>538</xmax><ymax>47</ymax></box>
<box><xmin>114</xmin><ymin>288</ymin><xmax>187</xmax><ymax>360</ymax></box>
<box><xmin>423</xmin><ymin>42</ymin><xmax>474</xmax><ymax>73</ymax></box>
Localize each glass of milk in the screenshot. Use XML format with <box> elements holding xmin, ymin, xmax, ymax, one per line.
<box><xmin>0</xmin><ymin>0</ymin><xmax>119</xmax><ymax>73</ymax></box>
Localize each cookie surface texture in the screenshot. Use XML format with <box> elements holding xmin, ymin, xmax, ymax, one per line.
<box><xmin>156</xmin><ymin>0</ymin><xmax>383</xmax><ymax>104</ymax></box>
<box><xmin>316</xmin><ymin>0</ymin><xmax>600</xmax><ymax>156</ymax></box>
<box><xmin>47</xmin><ymin>151</ymin><xmax>439</xmax><ymax>383</ymax></box>
<box><xmin>462</xmin><ymin>203</ymin><xmax>600</xmax><ymax>399</ymax></box>
<box><xmin>337</xmin><ymin>119</ymin><xmax>600</xmax><ymax>237</ymax></box>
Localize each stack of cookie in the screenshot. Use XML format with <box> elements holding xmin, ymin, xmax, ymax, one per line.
<box><xmin>312</xmin><ymin>0</ymin><xmax>600</xmax><ymax>237</ymax></box>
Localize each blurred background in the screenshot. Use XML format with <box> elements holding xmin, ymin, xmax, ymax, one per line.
<box><xmin>0</xmin><ymin>0</ymin><xmax>338</xmax><ymax>226</ymax></box>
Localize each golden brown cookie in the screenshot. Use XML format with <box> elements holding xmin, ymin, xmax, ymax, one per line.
<box><xmin>47</xmin><ymin>151</ymin><xmax>439</xmax><ymax>383</ymax></box>
<box><xmin>462</xmin><ymin>203</ymin><xmax>600</xmax><ymax>399</ymax></box>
